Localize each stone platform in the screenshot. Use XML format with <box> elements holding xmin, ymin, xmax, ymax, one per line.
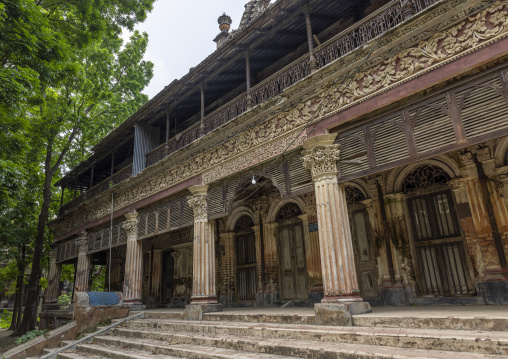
<box><xmin>51</xmin><ymin>306</ymin><xmax>508</xmax><ymax>359</ymax></box>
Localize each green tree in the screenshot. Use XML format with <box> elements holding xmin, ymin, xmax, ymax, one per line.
<box><xmin>0</xmin><ymin>0</ymin><xmax>155</xmax><ymax>335</ymax></box>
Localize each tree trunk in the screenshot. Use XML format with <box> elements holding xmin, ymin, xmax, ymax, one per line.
<box><xmin>10</xmin><ymin>245</ymin><xmax>25</xmax><ymax>330</ymax></box>
<box><xmin>14</xmin><ymin>148</ymin><xmax>53</xmax><ymax>335</ymax></box>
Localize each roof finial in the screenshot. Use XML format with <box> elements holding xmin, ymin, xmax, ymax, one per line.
<box><xmin>218</xmin><ymin>13</ymin><xmax>232</xmax><ymax>33</ymax></box>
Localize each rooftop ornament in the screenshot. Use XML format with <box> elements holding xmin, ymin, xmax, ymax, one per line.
<box><xmin>218</xmin><ymin>13</ymin><xmax>232</xmax><ymax>33</ymax></box>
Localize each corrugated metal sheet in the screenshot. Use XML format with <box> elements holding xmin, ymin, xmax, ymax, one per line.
<box><xmin>133</xmin><ymin>123</ymin><xmax>160</xmax><ymax>176</ymax></box>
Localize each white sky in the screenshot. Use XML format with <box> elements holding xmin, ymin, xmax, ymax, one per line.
<box><xmin>125</xmin><ymin>0</ymin><xmax>248</xmax><ymax>100</ymax></box>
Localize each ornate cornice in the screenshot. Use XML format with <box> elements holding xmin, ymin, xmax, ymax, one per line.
<box><xmin>302</xmin><ymin>144</ymin><xmax>341</xmax><ymax>180</ymax></box>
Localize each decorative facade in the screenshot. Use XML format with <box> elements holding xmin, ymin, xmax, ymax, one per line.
<box><xmin>46</xmin><ymin>0</ymin><xmax>508</xmax><ymax>318</ymax></box>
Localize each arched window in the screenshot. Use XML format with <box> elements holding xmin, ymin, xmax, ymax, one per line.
<box><xmin>345</xmin><ymin>186</ymin><xmax>366</xmax><ymax>206</ymax></box>
<box><xmin>276</xmin><ymin>202</ymin><xmax>303</xmax><ymax>223</ymax></box>
<box><xmin>401</xmin><ymin>165</ymin><xmax>450</xmax><ymax>193</ymax></box>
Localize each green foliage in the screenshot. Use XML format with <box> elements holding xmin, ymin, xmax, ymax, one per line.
<box><xmin>0</xmin><ymin>310</ymin><xmax>12</xmax><ymax>329</ymax></box>
<box><xmin>1</xmin><ymin>0</ymin><xmax>155</xmax><ymax>336</ymax></box>
<box><xmin>58</xmin><ymin>294</ymin><xmax>71</xmax><ymax>309</ymax></box>
<box><xmin>61</xmin><ymin>264</ymin><xmax>75</xmax><ymax>283</ymax></box>
<box><xmin>89</xmin><ymin>266</ymin><xmax>106</xmax><ymax>292</ymax></box>
<box><xmin>15</xmin><ymin>329</ymin><xmax>49</xmax><ymax>345</ymax></box>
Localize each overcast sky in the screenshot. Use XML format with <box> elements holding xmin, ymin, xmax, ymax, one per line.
<box><xmin>124</xmin><ymin>1</ymin><xmax>249</xmax><ymax>100</ymax></box>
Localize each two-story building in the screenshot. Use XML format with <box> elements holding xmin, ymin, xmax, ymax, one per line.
<box><xmin>45</xmin><ymin>0</ymin><xmax>508</xmax><ymax>320</ymax></box>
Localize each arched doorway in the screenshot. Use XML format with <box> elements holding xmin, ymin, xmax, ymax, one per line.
<box><xmin>234</xmin><ymin>215</ymin><xmax>257</xmax><ymax>302</ymax></box>
<box><xmin>402</xmin><ymin>165</ymin><xmax>474</xmax><ymax>296</ymax></box>
<box><xmin>346</xmin><ymin>186</ymin><xmax>378</xmax><ymax>300</ymax></box>
<box><xmin>276</xmin><ymin>202</ymin><xmax>308</xmax><ymax>301</ymax></box>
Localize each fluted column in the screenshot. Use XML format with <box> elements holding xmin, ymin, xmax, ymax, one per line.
<box><xmin>122</xmin><ymin>212</ymin><xmax>144</xmax><ymax>308</ymax></box>
<box><xmin>187</xmin><ymin>185</ymin><xmax>217</xmax><ymax>303</ymax></box>
<box><xmin>185</xmin><ymin>185</ymin><xmax>223</xmax><ymax>319</ymax></box>
<box><xmin>303</xmin><ymin>134</ymin><xmax>371</xmax><ymax>325</ymax></box>
<box><xmin>74</xmin><ymin>231</ymin><xmax>91</xmax><ymax>293</ymax></box>
<box><xmin>45</xmin><ymin>249</ymin><xmax>62</xmax><ymax>304</ymax></box>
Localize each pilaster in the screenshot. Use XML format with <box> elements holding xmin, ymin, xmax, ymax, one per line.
<box><xmin>302</xmin><ymin>134</ymin><xmax>371</xmax><ymax>325</ymax></box>
<box><xmin>459</xmin><ymin>151</ymin><xmax>508</xmax><ymax>304</ymax></box>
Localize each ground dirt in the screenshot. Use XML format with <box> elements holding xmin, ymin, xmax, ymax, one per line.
<box><xmin>0</xmin><ymin>329</ymin><xmax>17</xmax><ymax>355</ymax></box>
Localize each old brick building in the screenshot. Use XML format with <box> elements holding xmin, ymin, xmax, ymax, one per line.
<box><xmin>45</xmin><ymin>0</ymin><xmax>508</xmax><ymax>320</ymax></box>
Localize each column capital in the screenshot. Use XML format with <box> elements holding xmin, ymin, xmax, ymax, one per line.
<box><xmin>76</xmin><ymin>231</ymin><xmax>88</xmax><ymax>255</ymax></box>
<box><xmin>302</xmin><ymin>138</ymin><xmax>341</xmax><ymax>179</ymax></box>
<box><xmin>123</xmin><ymin>211</ymin><xmax>139</xmax><ymax>241</ymax></box>
<box><xmin>188</xmin><ymin>185</ymin><xmax>209</xmax><ymax>221</ymax></box>
<box><xmin>49</xmin><ymin>248</ymin><xmax>58</xmax><ymax>263</ymax></box>
<box><xmin>448</xmin><ymin>178</ymin><xmax>469</xmax><ymax>204</ymax></box>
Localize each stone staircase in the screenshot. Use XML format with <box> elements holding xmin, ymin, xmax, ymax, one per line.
<box><xmin>54</xmin><ymin>309</ymin><xmax>508</xmax><ymax>359</ymax></box>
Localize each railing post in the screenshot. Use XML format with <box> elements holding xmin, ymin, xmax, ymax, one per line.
<box><xmin>89</xmin><ymin>165</ymin><xmax>95</xmax><ymax>189</ymax></box>
<box><xmin>110</xmin><ymin>151</ymin><xmax>115</xmax><ymax>177</ymax></box>
<box><xmin>303</xmin><ymin>7</ymin><xmax>318</xmax><ymax>73</ymax></box>
<box><xmin>401</xmin><ymin>0</ymin><xmax>416</xmax><ymax>21</ymax></box>
<box><xmin>200</xmin><ymin>84</ymin><xmax>205</xmax><ymax>137</ymax></box>
<box><xmin>165</xmin><ymin>109</ymin><xmax>171</xmax><ymax>156</ymax></box>
<box><xmin>246</xmin><ymin>51</ymin><xmax>253</xmax><ymax>110</ymax></box>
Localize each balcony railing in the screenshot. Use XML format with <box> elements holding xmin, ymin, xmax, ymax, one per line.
<box><xmin>58</xmin><ymin>164</ymin><xmax>133</xmax><ymax>216</ymax></box>
<box><xmin>146</xmin><ymin>0</ymin><xmax>439</xmax><ymax>168</ymax></box>
<box><xmin>60</xmin><ymin>0</ymin><xmax>439</xmax><ymax>217</ymax></box>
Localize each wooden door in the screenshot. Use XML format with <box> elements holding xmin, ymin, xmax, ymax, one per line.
<box><xmin>278</xmin><ymin>221</ymin><xmax>308</xmax><ymax>300</ymax></box>
<box><xmin>349</xmin><ymin>208</ymin><xmax>378</xmax><ymax>299</ymax></box>
<box><xmin>162</xmin><ymin>251</ymin><xmax>174</xmax><ymax>304</ymax></box>
<box><xmin>407</xmin><ymin>190</ymin><xmax>475</xmax><ymax>296</ymax></box>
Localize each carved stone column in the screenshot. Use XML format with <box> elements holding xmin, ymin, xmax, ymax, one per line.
<box><xmin>122</xmin><ymin>212</ymin><xmax>145</xmax><ymax>310</ymax></box>
<box><xmin>44</xmin><ymin>249</ymin><xmax>62</xmax><ymax>310</ymax></box>
<box><xmin>74</xmin><ymin>231</ymin><xmax>91</xmax><ymax>294</ymax></box>
<box><xmin>185</xmin><ymin>185</ymin><xmax>223</xmax><ymax>320</ymax></box>
<box><xmin>302</xmin><ymin>134</ymin><xmax>371</xmax><ymax>325</ymax></box>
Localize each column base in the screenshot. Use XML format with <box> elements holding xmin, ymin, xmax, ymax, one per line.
<box><xmin>185</xmin><ymin>302</ymin><xmax>224</xmax><ymax>321</ymax></box>
<box><xmin>477</xmin><ymin>271</ymin><xmax>508</xmax><ymax>305</ymax></box>
<box><xmin>125</xmin><ymin>299</ymin><xmax>146</xmax><ymax>312</ymax></box>
<box><xmin>314</xmin><ymin>301</ymin><xmax>372</xmax><ymax>326</ymax></box>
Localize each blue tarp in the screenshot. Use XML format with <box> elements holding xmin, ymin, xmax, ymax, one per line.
<box><xmin>87</xmin><ymin>292</ymin><xmax>120</xmax><ymax>307</ymax></box>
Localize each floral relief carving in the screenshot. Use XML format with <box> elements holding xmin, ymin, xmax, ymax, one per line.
<box><xmin>53</xmin><ymin>2</ymin><xmax>508</xmax><ymax>239</ymax></box>
<box><xmin>302</xmin><ymin>144</ymin><xmax>341</xmax><ymax>179</ymax></box>
<box><xmin>314</xmin><ymin>2</ymin><xmax>508</xmax><ymax>119</ymax></box>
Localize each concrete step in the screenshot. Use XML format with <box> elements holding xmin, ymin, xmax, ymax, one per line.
<box><xmin>58</xmin><ymin>347</ymin><xmax>180</xmax><ymax>359</ymax></box>
<box><xmin>75</xmin><ymin>338</ymin><xmax>300</xmax><ymax>359</ymax></box>
<box><xmin>353</xmin><ymin>313</ymin><xmax>508</xmax><ymax>332</ymax></box>
<box><xmin>143</xmin><ymin>310</ymin><xmax>185</xmax><ymax>321</ymax></box>
<box><xmin>120</xmin><ymin>320</ymin><xmax>508</xmax><ymax>355</ymax></box>
<box><xmin>203</xmin><ymin>311</ymin><xmax>315</xmax><ymax>325</ymax></box>
<box><xmin>93</xmin><ymin>333</ymin><xmax>506</xmax><ymax>359</ymax></box>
